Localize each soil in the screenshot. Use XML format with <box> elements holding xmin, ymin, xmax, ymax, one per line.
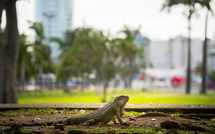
<box><xmin>0</xmin><ymin>109</ymin><xmax>215</xmax><ymax>134</ymax></box>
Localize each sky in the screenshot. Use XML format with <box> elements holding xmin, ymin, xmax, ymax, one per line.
<box><xmin>1</xmin><ymin>0</ymin><xmax>215</xmax><ymax>41</ymax></box>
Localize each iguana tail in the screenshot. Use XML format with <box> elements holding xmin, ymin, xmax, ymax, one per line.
<box><xmin>22</xmin><ymin>119</ymin><xmax>71</xmax><ymax>126</ymax></box>
<box><xmin>0</xmin><ymin>119</ymin><xmax>70</xmax><ymax>126</ymax></box>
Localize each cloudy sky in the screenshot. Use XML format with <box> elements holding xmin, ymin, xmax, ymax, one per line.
<box><xmin>2</xmin><ymin>0</ymin><xmax>215</xmax><ymax>41</ymax></box>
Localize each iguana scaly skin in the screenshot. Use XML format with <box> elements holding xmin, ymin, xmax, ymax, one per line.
<box><xmin>4</xmin><ymin>95</ymin><xmax>129</xmax><ymax>126</ymax></box>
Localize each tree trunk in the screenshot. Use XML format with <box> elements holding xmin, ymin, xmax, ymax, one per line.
<box><xmin>64</xmin><ymin>80</ymin><xmax>69</xmax><ymax>93</ymax></box>
<box><xmin>201</xmin><ymin>11</ymin><xmax>208</xmax><ymax>94</ymax></box>
<box><xmin>128</xmin><ymin>76</ymin><xmax>132</xmax><ymax>90</ymax></box>
<box><xmin>0</xmin><ymin>0</ymin><xmax>6</xmax><ymax>103</ymax></box>
<box><xmin>48</xmin><ymin>74</ymin><xmax>53</xmax><ymax>90</ymax></box>
<box><xmin>102</xmin><ymin>80</ymin><xmax>108</xmax><ymax>102</ymax></box>
<box><xmin>127</xmin><ymin>57</ymin><xmax>133</xmax><ymax>90</ymax></box>
<box><xmin>124</xmin><ymin>77</ymin><xmax>131</xmax><ymax>90</ymax></box>
<box><xmin>39</xmin><ymin>66</ymin><xmax>43</xmax><ymax>92</ymax></box>
<box><xmin>21</xmin><ymin>62</ymin><xmax>25</xmax><ymax>92</ymax></box>
<box><xmin>124</xmin><ymin>78</ymin><xmax>128</xmax><ymax>89</ymax></box>
<box><xmin>81</xmin><ymin>76</ymin><xmax>85</xmax><ymax>93</ymax></box>
<box><xmin>0</xmin><ymin>0</ymin><xmax>19</xmax><ymax>103</ymax></box>
<box><xmin>186</xmin><ymin>17</ymin><xmax>191</xmax><ymax>94</ymax></box>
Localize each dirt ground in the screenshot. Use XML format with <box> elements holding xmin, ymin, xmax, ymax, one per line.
<box><xmin>0</xmin><ymin>109</ymin><xmax>215</xmax><ymax>134</ymax></box>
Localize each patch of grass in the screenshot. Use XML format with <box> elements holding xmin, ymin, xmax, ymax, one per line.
<box><xmin>18</xmin><ymin>90</ymin><xmax>101</xmax><ymax>103</ymax></box>
<box><xmin>18</xmin><ymin>89</ymin><xmax>215</xmax><ymax>104</ymax></box>
<box><xmin>38</xmin><ymin>108</ymin><xmax>55</xmax><ymax>115</ymax></box>
<box><xmin>114</xmin><ymin>90</ymin><xmax>215</xmax><ymax>104</ymax></box>
<box><xmin>20</xmin><ymin>128</ymin><xmax>33</xmax><ymax>133</ymax></box>
<box><xmin>170</xmin><ymin>112</ymin><xmax>182</xmax><ymax>117</ymax></box>
<box><xmin>176</xmin><ymin>130</ymin><xmax>199</xmax><ymax>134</ymax></box>
<box><xmin>75</xmin><ymin>125</ymin><xmax>166</xmax><ymax>133</ymax></box>
<box><xmin>3</xmin><ymin>111</ymin><xmax>17</xmax><ymax>117</ymax></box>
<box><xmin>206</xmin><ymin>122</ymin><xmax>215</xmax><ymax>128</ymax></box>
<box><xmin>3</xmin><ymin>108</ymin><xmax>56</xmax><ymax>117</ymax></box>
<box><xmin>62</xmin><ymin>109</ymin><xmax>92</xmax><ymax>115</ymax></box>
<box><xmin>2</xmin><ymin>108</ymin><xmax>95</xmax><ymax>117</ymax></box>
<box><xmin>0</xmin><ymin>126</ymin><xmax>11</xmax><ymax>132</ymax></box>
<box><xmin>124</xmin><ymin>111</ymin><xmax>142</xmax><ymax>116</ymax></box>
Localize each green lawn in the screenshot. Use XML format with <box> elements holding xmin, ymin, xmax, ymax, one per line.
<box><xmin>18</xmin><ymin>89</ymin><xmax>215</xmax><ymax>104</ymax></box>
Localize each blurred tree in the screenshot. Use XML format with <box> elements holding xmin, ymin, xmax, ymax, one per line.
<box><xmin>56</xmin><ymin>52</ymin><xmax>75</xmax><ymax>93</ymax></box>
<box><xmin>117</xmin><ymin>27</ymin><xmax>143</xmax><ymax>89</ymax></box>
<box><xmin>29</xmin><ymin>22</ymin><xmax>53</xmax><ymax>91</ymax></box>
<box><xmin>0</xmin><ymin>0</ymin><xmax>19</xmax><ymax>103</ymax></box>
<box><xmin>161</xmin><ymin>0</ymin><xmax>212</xmax><ymax>94</ymax></box>
<box><xmin>50</xmin><ymin>28</ymin><xmax>80</xmax><ymax>58</ymax></box>
<box><xmin>71</xmin><ymin>28</ymin><xmax>99</xmax><ymax>92</ymax></box>
<box><xmin>57</xmin><ymin>27</ymin><xmax>118</xmax><ymax>101</ymax></box>
<box><xmin>17</xmin><ymin>34</ymin><xmax>36</xmax><ymax>92</ymax></box>
<box><xmin>140</xmin><ymin>61</ymin><xmax>153</xmax><ymax>68</ymax></box>
<box><xmin>200</xmin><ymin>0</ymin><xmax>213</xmax><ymax>94</ymax></box>
<box><xmin>50</xmin><ymin>29</ymin><xmax>80</xmax><ymax>92</ymax></box>
<box><xmin>94</xmin><ymin>35</ymin><xmax>120</xmax><ymax>102</ymax></box>
<box><xmin>57</xmin><ymin>27</ymin><xmax>143</xmax><ymax>102</ymax></box>
<box><xmin>57</xmin><ymin>28</ymin><xmax>100</xmax><ymax>92</ymax></box>
<box><xmin>209</xmin><ymin>71</ymin><xmax>215</xmax><ymax>84</ymax></box>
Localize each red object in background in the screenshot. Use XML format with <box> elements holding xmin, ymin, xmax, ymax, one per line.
<box><xmin>139</xmin><ymin>76</ymin><xmax>145</xmax><ymax>80</ymax></box>
<box><xmin>171</xmin><ymin>76</ymin><xmax>181</xmax><ymax>85</ymax></box>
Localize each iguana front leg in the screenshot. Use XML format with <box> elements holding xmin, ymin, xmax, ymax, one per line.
<box><xmin>116</xmin><ymin>106</ymin><xmax>129</xmax><ymax>125</ymax></box>
<box><xmin>116</xmin><ymin>108</ymin><xmax>124</xmax><ymax>124</ymax></box>
<box><xmin>112</xmin><ymin>117</ymin><xmax>118</xmax><ymax>124</ymax></box>
<box><xmin>120</xmin><ymin>104</ymin><xmax>126</xmax><ymax>117</ymax></box>
<box><xmin>112</xmin><ymin>105</ymin><xmax>124</xmax><ymax>124</ymax></box>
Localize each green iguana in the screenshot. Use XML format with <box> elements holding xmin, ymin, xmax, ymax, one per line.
<box><xmin>1</xmin><ymin>95</ymin><xmax>129</xmax><ymax>126</ymax></box>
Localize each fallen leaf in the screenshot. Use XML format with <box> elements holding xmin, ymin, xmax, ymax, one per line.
<box><xmin>34</xmin><ymin>118</ymin><xmax>41</xmax><ymax>121</ymax></box>
<box><xmin>151</xmin><ymin>118</ymin><xmax>156</xmax><ymax>121</ymax></box>
<box><xmin>141</xmin><ymin>112</ymin><xmax>146</xmax><ymax>115</ymax></box>
<box><xmin>80</xmin><ymin>110</ymin><xmax>85</xmax><ymax>114</ymax></box>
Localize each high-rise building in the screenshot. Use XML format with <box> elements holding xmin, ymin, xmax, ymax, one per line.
<box><xmin>148</xmin><ymin>36</ymin><xmax>212</xmax><ymax>70</ymax></box>
<box><xmin>149</xmin><ymin>41</ymin><xmax>170</xmax><ymax>68</ymax></box>
<box><xmin>132</xmin><ymin>30</ymin><xmax>150</xmax><ymax>65</ymax></box>
<box><xmin>208</xmin><ymin>43</ymin><xmax>215</xmax><ymax>73</ymax></box>
<box><xmin>35</xmin><ymin>0</ymin><xmax>73</xmax><ymax>59</ymax></box>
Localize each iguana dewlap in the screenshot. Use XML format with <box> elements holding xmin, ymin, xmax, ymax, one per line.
<box><xmin>20</xmin><ymin>95</ymin><xmax>129</xmax><ymax>126</ymax></box>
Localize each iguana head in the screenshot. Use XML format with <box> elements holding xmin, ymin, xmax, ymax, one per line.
<box><xmin>115</xmin><ymin>95</ymin><xmax>129</xmax><ymax>106</ymax></box>
<box><xmin>114</xmin><ymin>95</ymin><xmax>129</xmax><ymax>117</ymax></box>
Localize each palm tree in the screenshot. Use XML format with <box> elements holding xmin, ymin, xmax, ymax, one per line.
<box><xmin>200</xmin><ymin>0</ymin><xmax>213</xmax><ymax>94</ymax></box>
<box><xmin>161</xmin><ymin>0</ymin><xmax>211</xmax><ymax>94</ymax></box>
<box><xmin>56</xmin><ymin>28</ymin><xmax>104</xmax><ymax>93</ymax></box>
<box><xmin>117</xmin><ymin>27</ymin><xmax>142</xmax><ymax>89</ymax></box>
<box><xmin>30</xmin><ymin>22</ymin><xmax>53</xmax><ymax>92</ymax></box>
<box><xmin>17</xmin><ymin>34</ymin><xmax>36</xmax><ymax>92</ymax></box>
<box><xmin>50</xmin><ymin>28</ymin><xmax>80</xmax><ymax>58</ymax></box>
<box><xmin>50</xmin><ymin>30</ymin><xmax>78</xmax><ymax>92</ymax></box>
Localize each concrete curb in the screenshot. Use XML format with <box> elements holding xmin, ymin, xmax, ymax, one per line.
<box><xmin>0</xmin><ymin>104</ymin><xmax>215</xmax><ymax>114</ymax></box>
